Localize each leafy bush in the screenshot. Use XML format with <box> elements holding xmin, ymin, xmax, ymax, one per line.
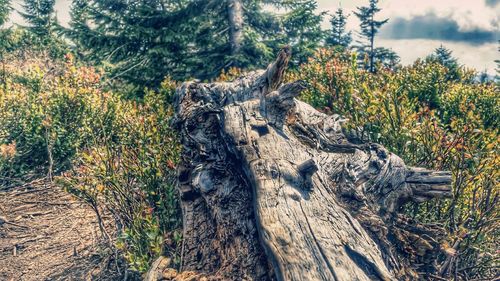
<box><xmin>59</xmin><ymin>79</ymin><xmax>182</xmax><ymax>273</ymax></box>
<box><xmin>0</xmin><ymin>53</ymin><xmax>102</xmax><ymax>179</ymax></box>
<box><xmin>290</xmin><ymin>48</ymin><xmax>499</xmax><ymax>279</ymax></box>
<box><xmin>0</xmin><ymin>53</ymin><xmax>182</xmax><ymax>274</ymax></box>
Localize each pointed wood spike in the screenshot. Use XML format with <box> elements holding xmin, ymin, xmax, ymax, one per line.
<box><xmin>263</xmin><ymin>46</ymin><xmax>292</xmax><ymax>93</ymax></box>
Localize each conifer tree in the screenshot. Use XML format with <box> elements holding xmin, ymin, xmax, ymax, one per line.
<box><xmin>0</xmin><ymin>0</ymin><xmax>10</xmax><ymax>87</ymax></box>
<box><xmin>0</xmin><ymin>0</ymin><xmax>11</xmax><ymax>57</ymax></box>
<box><xmin>67</xmin><ymin>0</ymin><xmax>324</xmax><ymax>90</ymax></box>
<box><xmin>188</xmin><ymin>0</ymin><xmax>324</xmax><ymax>77</ymax></box>
<box><xmin>187</xmin><ymin>0</ymin><xmax>280</xmax><ymax>79</ymax></box>
<box><xmin>68</xmin><ymin>0</ymin><xmax>269</xmax><ymax>86</ymax></box>
<box><xmin>478</xmin><ymin>70</ymin><xmax>489</xmax><ymax>84</ymax></box>
<box><xmin>186</xmin><ymin>0</ymin><xmax>324</xmax><ymax>75</ymax></box>
<box><xmin>432</xmin><ymin>45</ymin><xmax>458</xmax><ymax>70</ymax></box>
<box><xmin>375</xmin><ymin>47</ymin><xmax>400</xmax><ymax>70</ymax></box>
<box><xmin>325</xmin><ymin>8</ymin><xmax>351</xmax><ymax>49</ymax></box>
<box><xmin>278</xmin><ymin>0</ymin><xmax>325</xmax><ymax>66</ymax></box>
<box><xmin>67</xmin><ymin>0</ymin><xmax>198</xmax><ymax>90</ymax></box>
<box><xmin>495</xmin><ymin>41</ymin><xmax>500</xmax><ymax>83</ymax></box>
<box><xmin>66</xmin><ymin>0</ymin><xmax>89</xmax><ymax>42</ymax></box>
<box><xmin>0</xmin><ymin>0</ymin><xmax>10</xmax><ymax>26</ymax></box>
<box><xmin>354</xmin><ymin>0</ymin><xmax>388</xmax><ymax>72</ymax></box>
<box><xmin>20</xmin><ymin>0</ymin><xmax>57</xmax><ymax>37</ymax></box>
<box><xmin>427</xmin><ymin>45</ymin><xmax>460</xmax><ymax>81</ymax></box>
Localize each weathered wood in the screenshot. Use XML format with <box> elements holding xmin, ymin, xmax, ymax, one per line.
<box><xmin>172</xmin><ymin>47</ymin><xmax>452</xmax><ymax>281</ymax></box>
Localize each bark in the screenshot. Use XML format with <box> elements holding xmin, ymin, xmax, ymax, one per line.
<box><xmin>228</xmin><ymin>0</ymin><xmax>243</xmax><ymax>60</ymax></box>
<box><xmin>172</xmin><ymin>47</ymin><xmax>452</xmax><ymax>281</ymax></box>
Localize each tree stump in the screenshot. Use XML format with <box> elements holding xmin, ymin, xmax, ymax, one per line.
<box><xmin>172</xmin><ymin>47</ymin><xmax>452</xmax><ymax>281</ymax></box>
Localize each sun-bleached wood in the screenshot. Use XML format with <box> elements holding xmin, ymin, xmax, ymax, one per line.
<box><xmin>172</xmin><ymin>47</ymin><xmax>452</xmax><ymax>280</ymax></box>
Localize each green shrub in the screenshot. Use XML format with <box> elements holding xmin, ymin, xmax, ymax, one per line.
<box><xmin>58</xmin><ymin>78</ymin><xmax>182</xmax><ymax>273</ymax></box>
<box><xmin>291</xmin><ymin>48</ymin><xmax>499</xmax><ymax>279</ymax></box>
<box><xmin>0</xmin><ymin>54</ymin><xmax>102</xmax><ymax>178</ymax></box>
<box><xmin>0</xmin><ymin>53</ymin><xmax>182</xmax><ymax>274</ymax></box>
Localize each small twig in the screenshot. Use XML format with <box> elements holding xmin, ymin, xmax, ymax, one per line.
<box><xmin>15</xmin><ymin>236</ymin><xmax>50</xmax><ymax>246</ymax></box>
<box><xmin>12</xmin><ymin>187</ymin><xmax>50</xmax><ymax>197</ymax></box>
<box><xmin>428</xmin><ymin>274</ymin><xmax>449</xmax><ymax>281</ymax></box>
<box><xmin>22</xmin><ymin>211</ymin><xmax>54</xmax><ymax>217</ymax></box>
<box><xmin>0</xmin><ymin>217</ymin><xmax>29</xmax><ymax>229</ymax></box>
<box><xmin>45</xmin><ymin>127</ymin><xmax>54</xmax><ymax>182</ymax></box>
<box><xmin>20</xmin><ymin>200</ymin><xmax>71</xmax><ymax>206</ymax></box>
<box><xmin>1</xmin><ymin>178</ymin><xmax>46</xmax><ymax>192</ymax></box>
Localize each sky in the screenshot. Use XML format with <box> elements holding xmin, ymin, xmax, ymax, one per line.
<box><xmin>316</xmin><ymin>0</ymin><xmax>499</xmax><ymax>74</ymax></box>
<box><xmin>7</xmin><ymin>0</ymin><xmax>500</xmax><ymax>74</ymax></box>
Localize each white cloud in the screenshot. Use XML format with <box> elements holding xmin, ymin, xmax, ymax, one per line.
<box><xmin>379</xmin><ymin>0</ymin><xmax>499</xmax><ymax>31</ymax></box>
<box><xmin>318</xmin><ymin>0</ymin><xmax>499</xmax><ymax>32</ymax></box>
<box><xmin>318</xmin><ymin>0</ymin><xmax>499</xmax><ymax>74</ymax></box>
<box><xmin>379</xmin><ymin>39</ymin><xmax>498</xmax><ymax>74</ymax></box>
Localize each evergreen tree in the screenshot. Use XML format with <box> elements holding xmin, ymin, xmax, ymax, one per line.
<box><xmin>0</xmin><ymin>0</ymin><xmax>11</xmax><ymax>57</ymax></box>
<box><xmin>478</xmin><ymin>70</ymin><xmax>489</xmax><ymax>84</ymax></box>
<box><xmin>66</xmin><ymin>0</ymin><xmax>89</xmax><ymax>41</ymax></box>
<box><xmin>278</xmin><ymin>0</ymin><xmax>325</xmax><ymax>66</ymax></box>
<box><xmin>427</xmin><ymin>45</ymin><xmax>460</xmax><ymax>81</ymax></box>
<box><xmin>431</xmin><ymin>45</ymin><xmax>458</xmax><ymax>70</ymax></box>
<box><xmin>0</xmin><ymin>0</ymin><xmax>10</xmax><ymax>88</ymax></box>
<box><xmin>187</xmin><ymin>0</ymin><xmax>280</xmax><ymax>79</ymax></box>
<box><xmin>325</xmin><ymin>8</ymin><xmax>351</xmax><ymax>49</ymax></box>
<box><xmin>494</xmin><ymin>41</ymin><xmax>499</xmax><ymax>83</ymax></box>
<box><xmin>354</xmin><ymin>0</ymin><xmax>388</xmax><ymax>73</ymax></box>
<box><xmin>66</xmin><ymin>0</ymin><xmax>199</xmax><ymax>90</ymax></box>
<box><xmin>67</xmin><ymin>0</ymin><xmax>278</xmax><ymax>87</ymax></box>
<box><xmin>66</xmin><ymin>0</ymin><xmax>99</xmax><ymax>59</ymax></box>
<box><xmin>67</xmin><ymin>0</ymin><xmax>324</xmax><ymax>90</ymax></box>
<box><xmin>20</xmin><ymin>0</ymin><xmax>57</xmax><ymax>37</ymax></box>
<box><xmin>0</xmin><ymin>0</ymin><xmax>10</xmax><ymax>26</ymax></box>
<box><xmin>189</xmin><ymin>0</ymin><xmax>324</xmax><ymax>77</ymax></box>
<box><xmin>375</xmin><ymin>47</ymin><xmax>400</xmax><ymax>70</ymax></box>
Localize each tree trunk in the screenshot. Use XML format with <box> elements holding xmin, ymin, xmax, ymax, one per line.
<box><xmin>228</xmin><ymin>0</ymin><xmax>243</xmax><ymax>62</ymax></box>
<box><xmin>171</xmin><ymin>47</ymin><xmax>452</xmax><ymax>280</ymax></box>
<box><xmin>370</xmin><ymin>18</ymin><xmax>375</xmax><ymax>73</ymax></box>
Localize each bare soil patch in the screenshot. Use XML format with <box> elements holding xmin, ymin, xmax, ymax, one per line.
<box><xmin>0</xmin><ymin>179</ymin><xmax>123</xmax><ymax>281</ymax></box>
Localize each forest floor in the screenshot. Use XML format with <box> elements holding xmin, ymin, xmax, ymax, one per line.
<box><xmin>0</xmin><ymin>179</ymin><xmax>124</xmax><ymax>281</ymax></box>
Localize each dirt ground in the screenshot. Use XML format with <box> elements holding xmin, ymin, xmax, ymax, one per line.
<box><xmin>0</xmin><ymin>179</ymin><xmax>124</xmax><ymax>281</ymax></box>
